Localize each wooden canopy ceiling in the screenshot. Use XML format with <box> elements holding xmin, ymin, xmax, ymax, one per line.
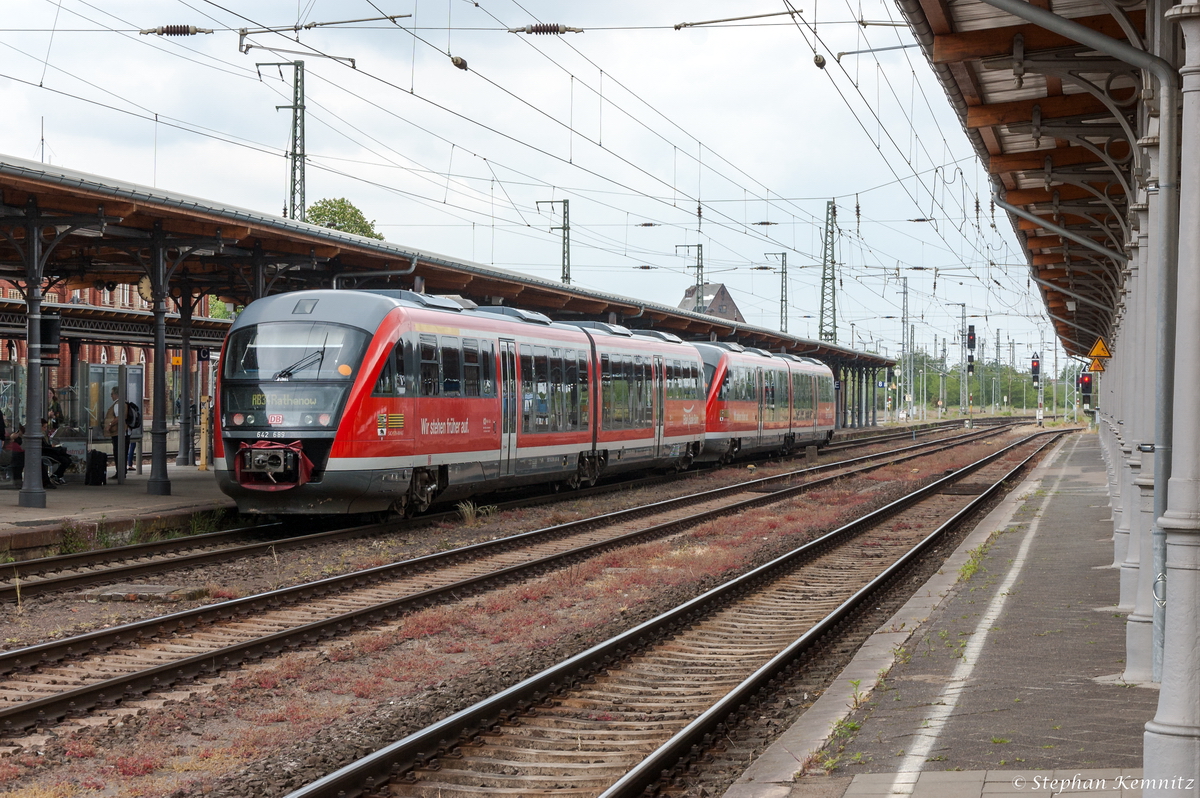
<box><xmin>0</xmin><ymin>156</ymin><xmax>890</xmax><ymax>368</ymax></box>
<box><xmin>898</xmin><ymin>0</ymin><xmax>1141</xmax><ymax>357</ymax></box>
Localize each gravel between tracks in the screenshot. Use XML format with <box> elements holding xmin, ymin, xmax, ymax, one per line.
<box><xmin>0</xmin><ymin>431</ymin><xmax>1023</xmax><ymax>797</ymax></box>
<box><xmin>0</xmin><ymin>431</ymin><xmax>963</xmax><ymax>653</ymax></box>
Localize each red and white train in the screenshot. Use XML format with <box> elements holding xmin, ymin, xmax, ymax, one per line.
<box><xmin>214</xmin><ymin>289</ymin><xmax>835</xmax><ymax>515</ymax></box>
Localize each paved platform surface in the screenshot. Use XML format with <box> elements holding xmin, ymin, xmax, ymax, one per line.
<box><xmin>726</xmin><ymin>431</ymin><xmax>1162</xmax><ymax>798</ymax></box>
<box><xmin>0</xmin><ymin>463</ymin><xmax>233</xmax><ymax>556</ymax></box>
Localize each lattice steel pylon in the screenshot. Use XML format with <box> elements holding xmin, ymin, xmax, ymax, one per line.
<box><xmin>819</xmin><ymin>200</ymin><xmax>838</xmax><ymax>343</ymax></box>
<box><xmin>266</xmin><ymin>60</ymin><xmax>306</xmax><ymax>221</ymax></box>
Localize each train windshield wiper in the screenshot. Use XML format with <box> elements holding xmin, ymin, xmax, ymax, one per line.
<box><xmin>272</xmin><ymin>349</ymin><xmax>324</xmax><ymax>381</ymax></box>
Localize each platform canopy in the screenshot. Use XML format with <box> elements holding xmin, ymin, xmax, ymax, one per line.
<box><xmin>0</xmin><ymin>155</ymin><xmax>890</xmax><ymax>369</ymax></box>
<box><xmin>895</xmin><ymin>0</ymin><xmax>1136</xmax><ymax>358</ymax></box>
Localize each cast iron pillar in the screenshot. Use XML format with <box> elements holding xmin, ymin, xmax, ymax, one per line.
<box><xmin>1125</xmin><ymin>196</ymin><xmax>1156</xmax><ymax>682</ymax></box>
<box><xmin>147</xmin><ymin>224</ymin><xmax>171</xmax><ymax>495</ymax></box>
<box><xmin>1117</xmin><ymin>205</ymin><xmax>1145</xmax><ymax>612</ymax></box>
<box><xmin>19</xmin><ymin>203</ymin><xmax>45</xmax><ymax>508</ymax></box>
<box><xmin>1145</xmin><ymin>4</ymin><xmax>1200</xmax><ymax>789</ymax></box>
<box><xmin>175</xmin><ymin>283</ymin><xmax>194</xmax><ymax>467</ymax></box>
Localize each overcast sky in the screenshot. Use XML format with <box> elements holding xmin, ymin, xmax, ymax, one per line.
<box><xmin>0</xmin><ymin>0</ymin><xmax>1063</xmax><ymax>371</ymax></box>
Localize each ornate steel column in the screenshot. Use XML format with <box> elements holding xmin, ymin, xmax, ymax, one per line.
<box><xmin>1145</xmin><ymin>5</ymin><xmax>1200</xmax><ymax>789</ymax></box>
<box><xmin>1124</xmin><ymin>194</ymin><xmax>1154</xmax><ymax>680</ymax></box>
<box><xmin>0</xmin><ymin>199</ymin><xmax>113</xmax><ymax>507</ymax></box>
<box><xmin>20</xmin><ymin>205</ymin><xmax>45</xmax><ymax>508</ymax></box>
<box><xmin>147</xmin><ymin>223</ymin><xmax>171</xmax><ymax>495</ymax></box>
<box><xmin>174</xmin><ymin>281</ymin><xmax>195</xmax><ymax>467</ymax></box>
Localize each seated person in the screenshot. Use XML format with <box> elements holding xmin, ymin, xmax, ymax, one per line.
<box><xmin>41</xmin><ymin>419</ymin><xmax>71</xmax><ymax>485</ymax></box>
<box><xmin>8</xmin><ymin>426</ymin><xmax>55</xmax><ymax>489</ymax></box>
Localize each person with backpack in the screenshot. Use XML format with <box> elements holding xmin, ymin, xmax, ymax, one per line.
<box><xmin>105</xmin><ymin>387</ymin><xmax>138</xmax><ymax>476</ymax></box>
<box><xmin>124</xmin><ymin>399</ymin><xmax>141</xmax><ymax>470</ymax></box>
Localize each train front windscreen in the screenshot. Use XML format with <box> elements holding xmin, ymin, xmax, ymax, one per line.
<box><xmin>221</xmin><ymin>321</ymin><xmax>370</xmax><ymax>434</ymax></box>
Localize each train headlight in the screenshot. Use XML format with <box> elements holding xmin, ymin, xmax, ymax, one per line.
<box><xmin>302</xmin><ymin>413</ymin><xmax>315</xmax><ymax>425</ymax></box>
<box><xmin>246</xmin><ymin>414</ymin><xmax>256</xmax><ymax>424</ymax></box>
<box><xmin>232</xmin><ymin>413</ymin><xmax>245</xmax><ymax>426</ymax></box>
<box><xmin>319</xmin><ymin>413</ymin><xmax>332</xmax><ymax>426</ymax></box>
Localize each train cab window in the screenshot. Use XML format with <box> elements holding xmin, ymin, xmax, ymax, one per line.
<box><xmin>372</xmin><ymin>338</ymin><xmax>411</xmax><ymax>397</ymax></box>
<box><xmin>441</xmin><ymin>337</ymin><xmax>462</xmax><ymax>395</ymax></box>
<box><xmin>520</xmin><ymin>344</ymin><xmax>534</xmax><ymax>433</ymax></box>
<box><xmin>463</xmin><ymin>339</ymin><xmax>481</xmax><ymax>397</ymax></box>
<box><xmin>419</xmin><ymin>334</ymin><xmax>440</xmax><ymax>396</ymax></box>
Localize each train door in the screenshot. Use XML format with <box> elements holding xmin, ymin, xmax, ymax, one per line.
<box><xmin>500</xmin><ymin>339</ymin><xmax>518</xmax><ymax>476</ymax></box>
<box><xmin>756</xmin><ymin>366</ymin><xmax>765</xmax><ymax>447</ymax></box>
<box><xmin>653</xmin><ymin>355</ymin><xmax>665</xmax><ymax>455</ymax></box>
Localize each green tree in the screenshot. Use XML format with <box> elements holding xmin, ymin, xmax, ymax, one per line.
<box><xmin>306</xmin><ymin>197</ymin><xmax>384</xmax><ymax>240</ymax></box>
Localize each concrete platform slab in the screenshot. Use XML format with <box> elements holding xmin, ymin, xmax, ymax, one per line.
<box><xmin>725</xmin><ymin>432</ymin><xmax>1156</xmax><ymax>798</ymax></box>
<box><xmin>0</xmin><ymin>463</ymin><xmax>234</xmax><ymax>559</ymax></box>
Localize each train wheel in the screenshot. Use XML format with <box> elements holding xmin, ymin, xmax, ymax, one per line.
<box><xmin>406</xmin><ymin>470</ymin><xmax>436</xmax><ymax>515</ymax></box>
<box><xmin>675</xmin><ymin>446</ymin><xmax>695</xmax><ymax>472</ymax></box>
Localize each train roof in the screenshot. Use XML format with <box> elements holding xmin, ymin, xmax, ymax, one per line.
<box><xmin>230</xmin><ymin>289</ymin><xmax>407</xmax><ymax>333</ymax></box>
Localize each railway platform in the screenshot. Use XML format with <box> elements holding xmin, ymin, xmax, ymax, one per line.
<box><xmin>726</xmin><ymin>431</ymin><xmax>1159</xmax><ymax>798</ymax></box>
<box><xmin>0</xmin><ymin>464</ymin><xmax>233</xmax><ymax>560</ymax></box>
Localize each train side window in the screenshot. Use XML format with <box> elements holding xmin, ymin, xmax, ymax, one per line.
<box><xmin>565</xmin><ymin>349</ymin><xmax>579</xmax><ymax>430</ymax></box>
<box><xmin>441</xmin><ymin>337</ymin><xmax>462</xmax><ymax>395</ymax></box>
<box><xmin>480</xmin><ymin>340</ymin><xmax>496</xmax><ymax>396</ymax></box>
<box><xmin>691</xmin><ymin>362</ymin><xmax>701</xmax><ymax>400</ymax></box>
<box><xmin>623</xmin><ymin>355</ymin><xmax>636</xmax><ymax>428</ymax></box>
<box><xmin>614</xmin><ymin>354</ymin><xmax>630</xmax><ymax>428</ymax></box>
<box><xmin>639</xmin><ymin>356</ymin><xmax>651</xmax><ymax>426</ymax></box>
<box><xmin>419</xmin><ymin>334</ymin><xmax>440</xmax><ymax>396</ymax></box>
<box><xmin>549</xmin><ymin>348</ymin><xmax>564</xmax><ymax>432</ymax></box>
<box><xmin>534</xmin><ymin>346</ymin><xmax>550</xmax><ymax>430</ymax></box>
<box><xmin>372</xmin><ymin>338</ymin><xmax>409</xmax><ymax>397</ymax></box>
<box><xmin>463</xmin><ymin>338</ymin><xmax>481</xmax><ymax>397</ymax></box>
<box><xmin>520</xmin><ymin>344</ymin><xmax>534</xmax><ymax>433</ymax></box>
<box><xmin>578</xmin><ymin>351</ymin><xmax>590</xmax><ymax>430</ymax></box>
<box><xmin>601</xmin><ymin>353</ymin><xmax>613</xmax><ymax>428</ymax></box>
<box><xmin>373</xmin><ymin>341</ymin><xmax>396</xmax><ymax>396</ymax></box>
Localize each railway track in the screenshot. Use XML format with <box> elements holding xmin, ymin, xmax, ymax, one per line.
<box><xmin>286</xmin><ymin>429</ymin><xmax>1067</xmax><ymax>798</ymax></box>
<box><xmin>0</xmin><ymin>423</ymin><xmax>1015</xmax><ymax>739</ymax></box>
<box><xmin>0</xmin><ymin>419</ymin><xmax>999</xmax><ymax>602</ymax></box>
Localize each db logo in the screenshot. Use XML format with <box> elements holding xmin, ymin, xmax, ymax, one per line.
<box><xmin>267</xmin><ymin>414</ymin><xmax>284</xmax><ymax>425</ymax></box>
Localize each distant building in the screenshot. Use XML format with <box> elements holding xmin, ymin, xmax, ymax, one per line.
<box><xmin>678</xmin><ymin>283</ymin><xmax>746</xmax><ymax>323</ymax></box>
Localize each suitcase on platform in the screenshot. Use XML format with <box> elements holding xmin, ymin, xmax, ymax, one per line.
<box><xmin>84</xmin><ymin>449</ymin><xmax>107</xmax><ymax>486</ymax></box>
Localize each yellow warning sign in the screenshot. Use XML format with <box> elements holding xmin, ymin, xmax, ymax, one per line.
<box><xmin>1089</xmin><ymin>358</ymin><xmax>1106</xmax><ymax>373</ymax></box>
<box><xmin>1088</xmin><ymin>337</ymin><xmax>1112</xmax><ymax>359</ymax></box>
